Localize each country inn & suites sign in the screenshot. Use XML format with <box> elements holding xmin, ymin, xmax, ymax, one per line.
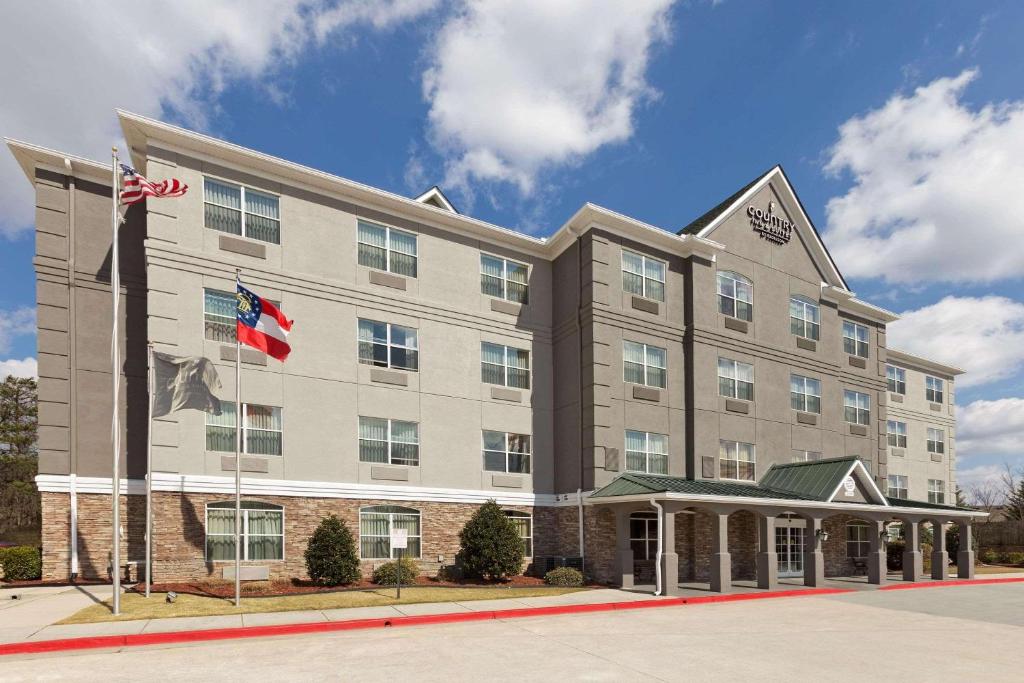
<box><xmin>747</xmin><ymin>199</ymin><xmax>794</xmax><ymax>245</ymax></box>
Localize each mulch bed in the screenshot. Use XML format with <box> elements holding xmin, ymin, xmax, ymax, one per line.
<box><xmin>134</xmin><ymin>574</ymin><xmax>598</xmax><ymax>599</ymax></box>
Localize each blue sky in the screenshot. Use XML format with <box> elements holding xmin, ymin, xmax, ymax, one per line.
<box><xmin>2</xmin><ymin>0</ymin><xmax>1023</xmax><ymax>496</ymax></box>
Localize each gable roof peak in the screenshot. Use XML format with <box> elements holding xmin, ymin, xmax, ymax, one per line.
<box><xmin>414</xmin><ymin>185</ymin><xmax>459</xmax><ymax>213</ymax></box>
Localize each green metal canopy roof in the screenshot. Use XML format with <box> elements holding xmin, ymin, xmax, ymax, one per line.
<box><xmin>759</xmin><ymin>456</ymin><xmax>864</xmax><ymax>501</ymax></box>
<box><xmin>590</xmin><ymin>472</ymin><xmax>816</xmax><ymax>502</ymax></box>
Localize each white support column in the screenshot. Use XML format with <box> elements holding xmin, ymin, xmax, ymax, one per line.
<box><xmin>931</xmin><ymin>522</ymin><xmax>948</xmax><ymax>581</ymax></box>
<box><xmin>660</xmin><ymin>510</ymin><xmax>679</xmax><ymax>596</ymax></box>
<box><xmin>902</xmin><ymin>519</ymin><xmax>922</xmax><ymax>582</ymax></box>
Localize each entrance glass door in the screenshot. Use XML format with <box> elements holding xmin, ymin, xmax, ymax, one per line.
<box><xmin>775</xmin><ymin>527</ymin><xmax>805</xmax><ymax>578</ymax></box>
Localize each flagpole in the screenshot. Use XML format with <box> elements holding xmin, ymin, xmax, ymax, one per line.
<box><xmin>234</xmin><ymin>269</ymin><xmax>242</xmax><ymax>607</ymax></box>
<box><xmin>145</xmin><ymin>343</ymin><xmax>154</xmax><ymax>598</ymax></box>
<box><xmin>110</xmin><ymin>147</ymin><xmax>121</xmax><ymax>616</ymax></box>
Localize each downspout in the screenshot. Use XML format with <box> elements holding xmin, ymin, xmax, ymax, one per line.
<box><xmin>651</xmin><ymin>498</ymin><xmax>664</xmax><ymax>596</ymax></box>
<box><xmin>64</xmin><ymin>158</ymin><xmax>79</xmax><ymax>580</ymax></box>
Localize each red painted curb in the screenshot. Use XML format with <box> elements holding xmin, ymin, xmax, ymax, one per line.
<box><xmin>681</xmin><ymin>587</ymin><xmax>851</xmax><ymax>604</ymax></box>
<box><xmin>878</xmin><ymin>576</ymin><xmax>1024</xmax><ymax>591</ymax></box>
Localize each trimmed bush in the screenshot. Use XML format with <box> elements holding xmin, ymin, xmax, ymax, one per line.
<box><xmin>456</xmin><ymin>500</ymin><xmax>524</xmax><ymax>580</ymax></box>
<box><xmin>304</xmin><ymin>515</ymin><xmax>361</xmax><ymax>586</ymax></box>
<box><xmin>372</xmin><ymin>557</ymin><xmax>419</xmax><ymax>585</ymax></box>
<box><xmin>0</xmin><ymin>546</ymin><xmax>41</xmax><ymax>581</ymax></box>
<box><xmin>1006</xmin><ymin>552</ymin><xmax>1024</xmax><ymax>566</ymax></box>
<box><xmin>980</xmin><ymin>549</ymin><xmax>997</xmax><ymax>565</ymax></box>
<box><xmin>544</xmin><ymin>567</ymin><xmax>584</xmax><ymax>587</ymax></box>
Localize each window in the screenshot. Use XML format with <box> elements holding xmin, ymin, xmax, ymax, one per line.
<box><xmin>928</xmin><ymin>479</ymin><xmax>945</xmax><ymax>505</ymax></box>
<box><xmin>629</xmin><ymin>511</ymin><xmax>659</xmax><ymax>560</ymax></box>
<box><xmin>888</xmin><ymin>474</ymin><xmax>908</xmax><ymax>500</ymax></box>
<box><xmin>357</xmin><ymin>220</ymin><xmax>417</xmax><ymax>277</ymax></box>
<box><xmin>625</xmin><ymin>430</ymin><xmax>668</xmax><ymax>475</ymax></box>
<box><xmin>206</xmin><ymin>501</ymin><xmax>283</xmax><ymax>561</ymax></box>
<box><xmin>926</xmin><ymin>376</ymin><xmax>944</xmax><ymax>404</ymax></box>
<box><xmin>846</xmin><ymin>522</ymin><xmax>870</xmax><ymax>559</ymax></box>
<box><xmin>887</xmin><ymin>366</ymin><xmax>906</xmax><ymax>394</ymax></box>
<box><xmin>204</xmin><ymin>289</ymin><xmax>236</xmax><ymax>343</ymax></box>
<box><xmin>481</xmin><ymin>254</ymin><xmax>529</xmax><ymax>304</ymax></box>
<box><xmin>206</xmin><ymin>402</ymin><xmax>282</xmax><ymax>456</ymax></box>
<box><xmin>887</xmin><ymin>420</ymin><xmax>908</xmax><ymax>448</ymax></box>
<box><xmin>843</xmin><ymin>390</ymin><xmax>870</xmax><ymax>425</ymax></box>
<box><xmin>204</xmin><ymin>178</ymin><xmax>280</xmax><ymax>244</ymax></box>
<box><xmin>623</xmin><ymin>341</ymin><xmax>667</xmax><ymax>389</ymax></box>
<box><xmin>927</xmin><ymin>427</ymin><xmax>945</xmax><ymax>455</ymax></box>
<box><xmin>504</xmin><ymin>511</ymin><xmax>533</xmax><ymax>557</ymax></box>
<box><xmin>719</xmin><ymin>440</ymin><xmax>755</xmax><ymax>481</ymax></box>
<box><xmin>359</xmin><ymin>506</ymin><xmax>421</xmax><ymax>559</ymax></box>
<box><xmin>359</xmin><ymin>417</ymin><xmax>419</xmax><ymax>466</ymax></box>
<box><xmin>358</xmin><ymin>319</ymin><xmax>419</xmax><ymax>371</ymax></box>
<box><xmin>718</xmin><ymin>358</ymin><xmax>754</xmax><ymax>401</ymax></box>
<box><xmin>622</xmin><ymin>250</ymin><xmax>666</xmax><ymax>302</ymax></box>
<box><xmin>842</xmin><ymin>321</ymin><xmax>869</xmax><ymax>358</ymax></box>
<box><xmin>481</xmin><ymin>343</ymin><xmax>530</xmax><ymax>389</ymax></box>
<box><xmin>790</xmin><ymin>374</ymin><xmax>821</xmax><ymax>413</ymax></box>
<box><xmin>717</xmin><ymin>271</ymin><xmax>753</xmax><ymax>321</ymax></box>
<box><xmin>794</xmin><ymin>451</ymin><xmax>822</xmax><ymax>462</ymax></box>
<box><xmin>789</xmin><ymin>296</ymin><xmax>820</xmax><ymax>340</ymax></box>
<box><xmin>482</xmin><ymin>431</ymin><xmax>531</xmax><ymax>474</ymax></box>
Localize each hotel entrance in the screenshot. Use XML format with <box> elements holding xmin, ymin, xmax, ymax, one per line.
<box><xmin>775</xmin><ymin>515</ymin><xmax>806</xmax><ymax>578</ymax></box>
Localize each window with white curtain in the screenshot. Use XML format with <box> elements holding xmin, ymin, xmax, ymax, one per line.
<box><xmin>357</xmin><ymin>220</ymin><xmax>417</xmax><ymax>277</ymax></box>
<box><xmin>504</xmin><ymin>510</ymin><xmax>533</xmax><ymax>557</ymax></box>
<box><xmin>844</xmin><ymin>390</ymin><xmax>870</xmax><ymax>425</ymax></box>
<box><xmin>789</xmin><ymin>296</ymin><xmax>820</xmax><ymax>340</ymax></box>
<box><xmin>622</xmin><ymin>250</ymin><xmax>666</xmax><ymax>302</ymax></box>
<box><xmin>887</xmin><ymin>420</ymin><xmax>908</xmax><ymax>448</ymax></box>
<box><xmin>790</xmin><ymin>374</ymin><xmax>821</xmax><ymax>413</ymax></box>
<box><xmin>482</xmin><ymin>431</ymin><xmax>531</xmax><ymax>474</ymax></box>
<box><xmin>358</xmin><ymin>319</ymin><xmax>419</xmax><ymax>371</ymax></box>
<box><xmin>926</xmin><ymin>376</ymin><xmax>945</xmax><ymax>403</ymax></box>
<box><xmin>480</xmin><ymin>254</ymin><xmax>529</xmax><ymax>304</ymax></box>
<box><xmin>927</xmin><ymin>427</ymin><xmax>945</xmax><ymax>454</ymax></box>
<box><xmin>842</xmin><ymin>321</ymin><xmax>869</xmax><ymax>358</ymax></box>
<box><xmin>204</xmin><ymin>289</ymin><xmax>236</xmax><ymax>343</ymax></box>
<box><xmin>888</xmin><ymin>474</ymin><xmax>908</xmax><ymax>499</ymax></box>
<box><xmin>359</xmin><ymin>417</ymin><xmax>419</xmax><ymax>466</ymax></box>
<box><xmin>887</xmin><ymin>366</ymin><xmax>906</xmax><ymax>394</ymax></box>
<box><xmin>206</xmin><ymin>501</ymin><xmax>283</xmax><ymax>561</ymax></box>
<box><xmin>718</xmin><ymin>358</ymin><xmax>754</xmax><ymax>400</ymax></box>
<box><xmin>206</xmin><ymin>402</ymin><xmax>282</xmax><ymax>455</ymax></box>
<box><xmin>846</xmin><ymin>522</ymin><xmax>870</xmax><ymax>559</ymax></box>
<box><xmin>203</xmin><ymin>178</ymin><xmax>280</xmax><ymax>244</ymax></box>
<box><xmin>359</xmin><ymin>506</ymin><xmax>421</xmax><ymax>559</ymax></box>
<box><xmin>717</xmin><ymin>271</ymin><xmax>753</xmax><ymax>321</ymax></box>
<box><xmin>928</xmin><ymin>479</ymin><xmax>945</xmax><ymax>505</ymax></box>
<box><xmin>625</xmin><ymin>430</ymin><xmax>668</xmax><ymax>474</ymax></box>
<box><xmin>719</xmin><ymin>440</ymin><xmax>755</xmax><ymax>481</ymax></box>
<box><xmin>481</xmin><ymin>343</ymin><xmax>530</xmax><ymax>389</ymax></box>
<box><xmin>623</xmin><ymin>341</ymin><xmax>667</xmax><ymax>388</ymax></box>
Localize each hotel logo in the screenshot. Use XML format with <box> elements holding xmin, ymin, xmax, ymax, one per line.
<box><xmin>746</xmin><ymin>199</ymin><xmax>794</xmax><ymax>245</ymax></box>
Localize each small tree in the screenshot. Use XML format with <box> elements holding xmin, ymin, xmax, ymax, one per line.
<box><xmin>1006</xmin><ymin>478</ymin><xmax>1024</xmax><ymax>522</ymax></box>
<box><xmin>304</xmin><ymin>515</ymin><xmax>361</xmax><ymax>586</ymax></box>
<box><xmin>456</xmin><ymin>500</ymin><xmax>524</xmax><ymax>581</ymax></box>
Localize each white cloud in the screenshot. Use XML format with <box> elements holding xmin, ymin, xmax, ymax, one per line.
<box><xmin>958</xmin><ymin>398</ymin><xmax>1024</xmax><ymax>455</ymax></box>
<box><xmin>823</xmin><ymin>69</ymin><xmax>1024</xmax><ymax>283</ymax></box>
<box><xmin>422</xmin><ymin>0</ymin><xmax>674</xmax><ymax>195</ymax></box>
<box><xmin>0</xmin><ymin>0</ymin><xmax>440</xmax><ymax>237</ymax></box>
<box><xmin>0</xmin><ymin>307</ymin><xmax>35</xmax><ymax>355</ymax></box>
<box><xmin>888</xmin><ymin>296</ymin><xmax>1024</xmax><ymax>388</ymax></box>
<box><xmin>0</xmin><ymin>357</ymin><xmax>37</xmax><ymax>380</ymax></box>
<box><xmin>957</xmin><ymin>463</ymin><xmax>1016</xmax><ymax>503</ymax></box>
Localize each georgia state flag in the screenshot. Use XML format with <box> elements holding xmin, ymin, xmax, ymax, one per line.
<box><xmin>236</xmin><ymin>284</ymin><xmax>293</xmax><ymax>361</ymax></box>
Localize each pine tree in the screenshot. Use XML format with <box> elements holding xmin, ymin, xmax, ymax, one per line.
<box><xmin>0</xmin><ymin>377</ymin><xmax>39</xmax><ymax>537</ymax></box>
<box><xmin>456</xmin><ymin>500</ymin><xmax>524</xmax><ymax>580</ymax></box>
<box><xmin>1006</xmin><ymin>479</ymin><xmax>1024</xmax><ymax>522</ymax></box>
<box><xmin>304</xmin><ymin>515</ymin><xmax>361</xmax><ymax>586</ymax></box>
<box><xmin>0</xmin><ymin>377</ymin><xmax>37</xmax><ymax>456</ymax></box>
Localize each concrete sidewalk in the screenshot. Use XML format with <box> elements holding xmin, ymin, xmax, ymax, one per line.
<box><xmin>0</xmin><ymin>585</ymin><xmax>111</xmax><ymax>644</ymax></box>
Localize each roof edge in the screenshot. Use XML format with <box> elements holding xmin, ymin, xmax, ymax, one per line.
<box><xmin>5</xmin><ymin>138</ymin><xmax>111</xmax><ymax>185</ymax></box>
<box><xmin>887</xmin><ymin>348</ymin><xmax>965</xmax><ymax>377</ymax></box>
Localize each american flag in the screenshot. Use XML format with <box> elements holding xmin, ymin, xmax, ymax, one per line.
<box><xmin>119</xmin><ymin>164</ymin><xmax>188</xmax><ymax>205</ymax></box>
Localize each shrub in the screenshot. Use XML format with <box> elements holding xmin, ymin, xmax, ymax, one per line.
<box><xmin>372</xmin><ymin>557</ymin><xmax>419</xmax><ymax>585</ymax></box>
<box><xmin>544</xmin><ymin>567</ymin><xmax>584</xmax><ymax>587</ymax></box>
<box><xmin>980</xmin><ymin>549</ymin><xmax>997</xmax><ymax>565</ymax></box>
<box><xmin>456</xmin><ymin>500</ymin><xmax>524</xmax><ymax>580</ymax></box>
<box><xmin>1006</xmin><ymin>552</ymin><xmax>1024</xmax><ymax>567</ymax></box>
<box><xmin>0</xmin><ymin>546</ymin><xmax>41</xmax><ymax>581</ymax></box>
<box><xmin>304</xmin><ymin>515</ymin><xmax>361</xmax><ymax>586</ymax></box>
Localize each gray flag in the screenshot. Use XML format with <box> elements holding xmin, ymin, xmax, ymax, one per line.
<box><xmin>152</xmin><ymin>352</ymin><xmax>223</xmax><ymax>418</ymax></box>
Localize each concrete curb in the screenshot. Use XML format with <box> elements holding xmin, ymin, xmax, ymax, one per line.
<box><xmin>878</xmin><ymin>576</ymin><xmax>1024</xmax><ymax>591</ymax></box>
<box><xmin>0</xmin><ymin>587</ymin><xmax>850</xmax><ymax>657</ymax></box>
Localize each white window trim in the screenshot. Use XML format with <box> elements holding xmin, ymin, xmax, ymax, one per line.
<box><xmin>207</xmin><ymin>402</ymin><xmax>283</xmax><ymax>456</ymax></box>
<box><xmin>790</xmin><ymin>374</ymin><xmax>821</xmax><ymax>413</ymax></box>
<box><xmin>844</xmin><ymin>390</ymin><xmax>871</xmax><ymax>425</ymax></box>
<box><xmin>481</xmin><ymin>343</ymin><xmax>531</xmax><ymax>389</ymax></box>
<box><xmin>358</xmin><ymin>506</ymin><xmax>422</xmax><ymax>560</ymax></box>
<box><xmin>625</xmin><ymin>430</ymin><xmax>669</xmax><ymax>475</ymax></box>
<box><xmin>717</xmin><ymin>271</ymin><xmax>753</xmax><ymax>320</ymax></box>
<box><xmin>203</xmin><ymin>288</ymin><xmax>236</xmax><ymax>342</ymax></box>
<box><xmin>928</xmin><ymin>479</ymin><xmax>946</xmax><ymax>504</ymax></box>
<box><xmin>357</xmin><ymin>219</ymin><xmax>418</xmax><ymax>276</ymax></box>
<box><xmin>622</xmin><ymin>250</ymin><xmax>666</xmax><ymax>302</ymax></box>
<box><xmin>629</xmin><ymin>511</ymin><xmax>659</xmax><ymax>561</ymax></box>
<box><xmin>926</xmin><ymin>376</ymin><xmax>945</xmax><ymax>403</ymax></box>
<box><xmin>846</xmin><ymin>521</ymin><xmax>870</xmax><ymax>559</ymax></box>
<box><xmin>842</xmin><ymin>321</ymin><xmax>870</xmax><ymax>358</ymax></box>
<box><xmin>887</xmin><ymin>365</ymin><xmax>907</xmax><ymax>394</ymax></box>
<box><xmin>480</xmin><ymin>253</ymin><xmax>530</xmax><ymax>303</ymax></box>
<box><xmin>927</xmin><ymin>427</ymin><xmax>945</xmax><ymax>454</ymax></box>
<box><xmin>503</xmin><ymin>510</ymin><xmax>533</xmax><ymax>558</ymax></box>
<box><xmin>203</xmin><ymin>176</ymin><xmax>280</xmax><ymax>241</ymax></box>
<box><xmin>789</xmin><ymin>296</ymin><xmax>820</xmax><ymax>340</ymax></box>
<box><xmin>358</xmin><ymin>417</ymin><xmax>420</xmax><ymax>466</ymax></box>
<box><xmin>482</xmin><ymin>431</ymin><xmax>531</xmax><ymax>474</ymax></box>
<box><xmin>718</xmin><ymin>358</ymin><xmax>754</xmax><ymax>400</ymax></box>
<box><xmin>623</xmin><ymin>341</ymin><xmax>667</xmax><ymax>389</ymax></box>
<box><xmin>205</xmin><ymin>502</ymin><xmax>285</xmax><ymax>562</ymax></box>
<box><xmin>888</xmin><ymin>474</ymin><xmax>909</xmax><ymax>500</ymax></box>
<box><xmin>357</xmin><ymin>319</ymin><xmax>419</xmax><ymax>371</ymax></box>
<box><xmin>887</xmin><ymin>420</ymin><xmax>908</xmax><ymax>448</ymax></box>
<box><xmin>719</xmin><ymin>440</ymin><xmax>756</xmax><ymax>482</ymax></box>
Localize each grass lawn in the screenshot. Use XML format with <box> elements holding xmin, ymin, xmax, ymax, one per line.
<box><xmin>60</xmin><ymin>586</ymin><xmax>585</xmax><ymax>624</ymax></box>
<box><xmin>975</xmin><ymin>565</ymin><xmax>1024</xmax><ymax>575</ymax></box>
